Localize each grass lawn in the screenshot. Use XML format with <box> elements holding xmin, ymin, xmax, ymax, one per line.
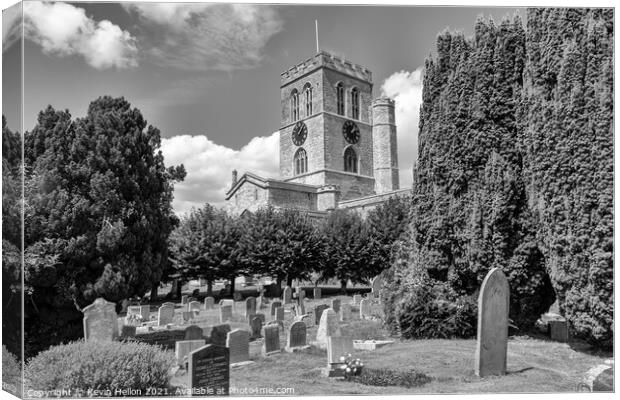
<box><xmin>161</xmin><ymin>294</ymin><xmax>611</xmax><ymax>395</ymax></box>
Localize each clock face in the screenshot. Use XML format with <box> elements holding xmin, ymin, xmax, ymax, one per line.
<box><xmin>343</xmin><ymin>120</ymin><xmax>360</xmax><ymax>144</ymax></box>
<box><xmin>292</xmin><ymin>121</ymin><xmax>308</xmax><ymax>146</ymax></box>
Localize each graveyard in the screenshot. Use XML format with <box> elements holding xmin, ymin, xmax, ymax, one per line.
<box><xmin>70</xmin><ymin>273</ymin><xmax>613</xmax><ymax>396</ymax></box>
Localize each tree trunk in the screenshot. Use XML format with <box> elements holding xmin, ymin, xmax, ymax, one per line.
<box><xmin>170</xmin><ymin>279</ymin><xmax>182</xmax><ymax>299</ymax></box>
<box><xmin>340</xmin><ymin>279</ymin><xmax>348</xmax><ymax>294</ymax></box>
<box><xmin>150</xmin><ymin>284</ymin><xmax>159</xmax><ymax>302</ymax></box>
<box><xmin>276</xmin><ymin>276</ymin><xmax>284</xmax><ymax>297</ymax></box>
<box><xmin>206</xmin><ymin>280</ymin><xmax>213</xmax><ymax>297</ymax></box>
<box><xmin>229</xmin><ymin>277</ymin><xmax>236</xmax><ymax>297</ymax></box>
<box><xmin>286</xmin><ymin>275</ymin><xmax>294</xmax><ymax>287</ymax></box>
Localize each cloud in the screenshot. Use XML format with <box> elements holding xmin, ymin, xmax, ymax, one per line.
<box><xmin>22</xmin><ymin>2</ymin><xmax>138</xmax><ymax>69</ymax></box>
<box><xmin>123</xmin><ymin>3</ymin><xmax>283</xmax><ymax>71</ymax></box>
<box><xmin>2</xmin><ymin>3</ymin><xmax>21</xmax><ymax>53</ymax></box>
<box><xmin>161</xmin><ymin>131</ymin><xmax>280</xmax><ymax>214</ymax></box>
<box><xmin>380</xmin><ymin>68</ymin><xmax>423</xmax><ymax>189</ymax></box>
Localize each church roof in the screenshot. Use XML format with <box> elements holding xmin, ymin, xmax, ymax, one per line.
<box><xmin>225</xmin><ymin>171</ymin><xmax>322</xmax><ymax>200</ymax></box>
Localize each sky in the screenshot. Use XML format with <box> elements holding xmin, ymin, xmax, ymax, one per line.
<box><xmin>2</xmin><ymin>1</ymin><xmax>523</xmax><ymax>214</ymax></box>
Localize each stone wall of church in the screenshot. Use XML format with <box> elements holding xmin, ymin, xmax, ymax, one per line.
<box><xmin>323</xmin><ymin>113</ymin><xmax>373</xmax><ymax>176</ymax></box>
<box><xmin>322</xmin><ymin>68</ymin><xmax>373</xmax><ymax>123</ymax></box>
<box><xmin>280</xmin><ymin>114</ymin><xmax>325</xmax><ymax>179</ymax></box>
<box><xmin>226</xmin><ymin>182</ymin><xmax>270</xmax><ymax>215</ymax></box>
<box><xmin>280</xmin><ymin>69</ymin><xmax>324</xmax><ymax>125</ymax></box>
<box><xmin>268</xmin><ymin>187</ymin><xmax>317</xmax><ymax>211</ymax></box>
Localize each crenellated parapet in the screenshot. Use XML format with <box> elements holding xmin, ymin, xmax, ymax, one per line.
<box><xmin>281</xmin><ymin>51</ymin><xmax>372</xmax><ymax>87</ymax></box>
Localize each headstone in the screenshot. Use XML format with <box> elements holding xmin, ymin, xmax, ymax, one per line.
<box><xmin>83</xmin><ymin>298</ymin><xmax>119</xmax><ymax>341</ymax></box>
<box><xmin>182</xmin><ymin>311</ymin><xmax>193</xmax><ymax>322</ymax></box>
<box><xmin>220</xmin><ymin>305</ymin><xmax>233</xmax><ymax>323</ymax></box>
<box><xmin>158</xmin><ymin>303</ymin><xmax>175</xmax><ymax>326</ymax></box>
<box><xmin>204</xmin><ymin>296</ymin><xmax>215</xmax><ymax>310</ymax></box>
<box><xmin>175</xmin><ymin>339</ymin><xmax>206</xmax><ymax>366</ymax></box>
<box><xmin>263</xmin><ymin>324</ymin><xmax>280</xmax><ymax>355</ymax></box>
<box><xmin>371</xmin><ymin>275</ymin><xmax>382</xmax><ymax>296</ymax></box>
<box><xmin>283</xmin><ymin>286</ymin><xmax>293</xmax><ymax>304</ymax></box>
<box><xmin>331</xmin><ymin>299</ymin><xmax>341</xmax><ymax>313</ymax></box>
<box><xmin>128</xmin><ymin>305</ymin><xmax>150</xmax><ymax>321</ymax></box>
<box><xmin>188</xmin><ymin>345</ymin><xmax>229</xmax><ymax>396</ymax></box>
<box><xmin>249</xmin><ymin>316</ymin><xmax>263</xmax><ymax>339</ymax></box>
<box><xmin>220</xmin><ymin>299</ymin><xmax>235</xmax><ymax>311</ymax></box>
<box><xmin>475</xmin><ymin>267</ymin><xmax>510</xmax><ymax>377</ymax></box>
<box><xmin>120</xmin><ymin>325</ymin><xmax>136</xmax><ymax>339</ymax></box>
<box><xmin>121</xmin><ymin>299</ymin><xmax>129</xmax><ymax>313</ymax></box>
<box><xmin>315</xmin><ymin>305</ymin><xmax>329</xmax><ymax>325</ymax></box>
<box><xmin>579</xmin><ymin>363</ymin><xmax>614</xmax><ymax>392</ymax></box>
<box><xmin>313</xmin><ymin>287</ymin><xmax>321</xmax><ymax>299</ymax></box>
<box><xmin>327</xmin><ymin>336</ymin><xmax>354</xmax><ymax>365</ymax></box>
<box><xmin>270</xmin><ymin>301</ymin><xmax>282</xmax><ymax>316</ymax></box>
<box><xmin>315</xmin><ymin>308</ymin><xmax>341</xmax><ymax>349</ymax></box>
<box><xmin>286</xmin><ymin>321</ymin><xmax>307</xmax><ymax>351</ymax></box>
<box><xmin>188</xmin><ymin>301</ymin><xmax>202</xmax><ymax>313</ymax></box>
<box><xmin>210</xmin><ymin>324</ymin><xmax>231</xmax><ymax>347</ymax></box>
<box><xmin>181</xmin><ymin>295</ymin><xmax>188</xmax><ymax>304</ymax></box>
<box><xmin>248</xmin><ymin>313</ymin><xmax>266</xmax><ymax>324</ymax></box>
<box><xmin>185</xmin><ymin>325</ymin><xmax>204</xmax><ymax>340</ymax></box>
<box><xmin>359</xmin><ymin>299</ymin><xmax>371</xmax><ymax>319</ymax></box>
<box><xmin>245</xmin><ymin>297</ymin><xmax>256</xmax><ymax>318</ymax></box>
<box><xmin>233</xmin><ymin>291</ymin><xmax>243</xmax><ymax>302</ymax></box>
<box><xmin>226</xmin><ymin>329</ymin><xmax>250</xmax><ymax>364</ymax></box>
<box><xmin>275</xmin><ymin>306</ymin><xmax>284</xmax><ymax>323</ymax></box>
<box><xmin>340</xmin><ymin>304</ymin><xmax>352</xmax><ymax>321</ymax></box>
<box><xmin>549</xmin><ymin>320</ymin><xmax>569</xmax><ymax>342</ymax></box>
<box><xmin>295</xmin><ymin>301</ymin><xmax>306</xmax><ymax>316</ymax></box>
<box><xmin>352</xmin><ymin>294</ymin><xmax>362</xmax><ymax>305</ymax></box>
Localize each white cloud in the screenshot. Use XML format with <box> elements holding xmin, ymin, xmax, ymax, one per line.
<box><xmin>2</xmin><ymin>3</ymin><xmax>21</xmax><ymax>53</ymax></box>
<box><xmin>161</xmin><ymin>131</ymin><xmax>280</xmax><ymax>214</ymax></box>
<box><xmin>123</xmin><ymin>3</ymin><xmax>283</xmax><ymax>71</ymax></box>
<box><xmin>380</xmin><ymin>68</ymin><xmax>423</xmax><ymax>189</ymax></box>
<box><xmin>22</xmin><ymin>2</ymin><xmax>138</xmax><ymax>69</ymax></box>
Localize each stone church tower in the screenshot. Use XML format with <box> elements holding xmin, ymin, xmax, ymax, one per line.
<box><xmin>226</xmin><ymin>51</ymin><xmax>404</xmax><ymax>216</ymax></box>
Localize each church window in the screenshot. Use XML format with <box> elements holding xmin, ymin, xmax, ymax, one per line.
<box><xmin>291</xmin><ymin>89</ymin><xmax>300</xmax><ymax>121</ymax></box>
<box><xmin>304</xmin><ymin>84</ymin><xmax>313</xmax><ymax>117</ymax></box>
<box><xmin>351</xmin><ymin>87</ymin><xmax>360</xmax><ymax>119</ymax></box>
<box><xmin>344</xmin><ymin>147</ymin><xmax>358</xmax><ymax>173</ymax></box>
<box><xmin>294</xmin><ymin>148</ymin><xmax>308</xmax><ymax>175</ymax></box>
<box><xmin>336</xmin><ymin>82</ymin><xmax>345</xmax><ymax>115</ymax></box>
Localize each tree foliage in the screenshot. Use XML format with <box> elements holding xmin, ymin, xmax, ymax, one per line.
<box><xmin>22</xmin><ymin>97</ymin><xmax>185</xmax><ymax>356</ymax></box>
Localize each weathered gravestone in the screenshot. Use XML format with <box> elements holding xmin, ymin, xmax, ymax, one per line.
<box><xmin>175</xmin><ymin>339</ymin><xmax>206</xmax><ymax>367</ymax></box>
<box><xmin>245</xmin><ymin>297</ymin><xmax>256</xmax><ymax>318</ymax></box>
<box><xmin>325</xmin><ymin>336</ymin><xmax>354</xmax><ymax>377</ymax></box>
<box><xmin>475</xmin><ymin>267</ymin><xmax>510</xmax><ymax>377</ymax></box>
<box><xmin>331</xmin><ymin>299</ymin><xmax>341</xmax><ymax>313</ymax></box>
<box><xmin>549</xmin><ymin>320</ymin><xmax>569</xmax><ymax>342</ymax></box>
<box><xmin>315</xmin><ymin>305</ymin><xmax>329</xmax><ymax>326</ymax></box>
<box><xmin>226</xmin><ymin>329</ymin><xmax>250</xmax><ymax>364</ymax></box>
<box><xmin>220</xmin><ymin>305</ymin><xmax>233</xmax><ymax>323</ymax></box>
<box><xmin>371</xmin><ymin>275</ymin><xmax>382</xmax><ymax>297</ymax></box>
<box><xmin>204</xmin><ymin>297</ymin><xmax>215</xmax><ymax>310</ymax></box>
<box><xmin>295</xmin><ymin>287</ymin><xmax>305</xmax><ymax>302</ymax></box>
<box><xmin>352</xmin><ymin>294</ymin><xmax>362</xmax><ymax>305</ymax></box>
<box><xmin>181</xmin><ymin>295</ymin><xmax>188</xmax><ymax>304</ymax></box>
<box><xmin>283</xmin><ymin>286</ymin><xmax>293</xmax><ymax>304</ymax></box>
<box><xmin>83</xmin><ymin>298</ymin><xmax>119</xmax><ymax>341</ymax></box>
<box><xmin>270</xmin><ymin>301</ymin><xmax>282</xmax><ymax>316</ymax></box>
<box><xmin>220</xmin><ymin>299</ymin><xmax>235</xmax><ymax>311</ymax></box>
<box><xmin>286</xmin><ymin>321</ymin><xmax>307</xmax><ymax>352</ymax></box>
<box><xmin>295</xmin><ymin>301</ymin><xmax>306</xmax><ymax>316</ymax></box>
<box><xmin>579</xmin><ymin>362</ymin><xmax>614</xmax><ymax>392</ymax></box>
<box><xmin>275</xmin><ymin>307</ymin><xmax>284</xmax><ymax>324</ymax></box>
<box><xmin>210</xmin><ymin>324</ymin><xmax>231</xmax><ymax>347</ymax></box>
<box><xmin>128</xmin><ymin>305</ymin><xmax>150</xmax><ymax>322</ymax></box>
<box><xmin>263</xmin><ymin>324</ymin><xmax>280</xmax><ymax>355</ymax></box>
<box><xmin>188</xmin><ymin>301</ymin><xmax>202</xmax><ymax>313</ymax></box>
<box><xmin>158</xmin><ymin>303</ymin><xmax>175</xmax><ymax>326</ymax></box>
<box><xmin>315</xmin><ymin>308</ymin><xmax>341</xmax><ymax>349</ymax></box>
<box><xmin>313</xmin><ymin>287</ymin><xmax>321</xmax><ymax>299</ymax></box>
<box><xmin>188</xmin><ymin>345</ymin><xmax>229</xmax><ymax>396</ymax></box>
<box><xmin>182</xmin><ymin>311</ymin><xmax>193</xmax><ymax>323</ymax></box>
<box><xmin>249</xmin><ymin>316</ymin><xmax>263</xmax><ymax>339</ymax></box>
<box><xmin>359</xmin><ymin>299</ymin><xmax>371</xmax><ymax>319</ymax></box>
<box><xmin>340</xmin><ymin>304</ymin><xmax>352</xmax><ymax>322</ymax></box>
<box><xmin>185</xmin><ymin>325</ymin><xmax>204</xmax><ymax>340</ymax></box>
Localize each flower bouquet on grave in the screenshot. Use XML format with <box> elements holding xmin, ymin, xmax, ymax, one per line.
<box><xmin>337</xmin><ymin>354</ymin><xmax>364</xmax><ymax>380</ymax></box>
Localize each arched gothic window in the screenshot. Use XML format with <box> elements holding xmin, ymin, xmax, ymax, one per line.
<box><xmin>351</xmin><ymin>87</ymin><xmax>360</xmax><ymax>120</ymax></box>
<box><xmin>304</xmin><ymin>84</ymin><xmax>313</xmax><ymax>117</ymax></box>
<box><xmin>294</xmin><ymin>148</ymin><xmax>308</xmax><ymax>175</ymax></box>
<box><xmin>291</xmin><ymin>89</ymin><xmax>299</xmax><ymax>121</ymax></box>
<box><xmin>336</xmin><ymin>82</ymin><xmax>345</xmax><ymax>115</ymax></box>
<box><xmin>344</xmin><ymin>147</ymin><xmax>358</xmax><ymax>173</ymax></box>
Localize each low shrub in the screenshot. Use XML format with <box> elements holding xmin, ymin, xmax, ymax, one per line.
<box><xmin>2</xmin><ymin>345</ymin><xmax>22</xmax><ymax>396</ymax></box>
<box><xmin>25</xmin><ymin>340</ymin><xmax>175</xmax><ymax>395</ymax></box>
<box><xmin>351</xmin><ymin>368</ymin><xmax>432</xmax><ymax>388</ymax></box>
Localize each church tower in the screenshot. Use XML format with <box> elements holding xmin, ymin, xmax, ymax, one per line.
<box><xmin>372</xmin><ymin>97</ymin><xmax>399</xmax><ymax>193</ymax></box>
<box><xmin>279</xmin><ymin>51</ymin><xmax>376</xmax><ymax>201</ymax></box>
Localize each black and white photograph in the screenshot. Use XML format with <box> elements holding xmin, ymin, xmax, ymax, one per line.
<box><xmin>1</xmin><ymin>0</ymin><xmax>615</xmax><ymax>398</ymax></box>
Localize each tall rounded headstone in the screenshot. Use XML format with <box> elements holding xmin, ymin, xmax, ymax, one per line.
<box><xmin>315</xmin><ymin>308</ymin><xmax>340</xmax><ymax>349</ymax></box>
<box><xmin>475</xmin><ymin>268</ymin><xmax>510</xmax><ymax>377</ymax></box>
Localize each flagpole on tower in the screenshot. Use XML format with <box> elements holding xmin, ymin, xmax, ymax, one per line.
<box><xmin>315</xmin><ymin>20</ymin><xmax>319</xmax><ymax>53</ymax></box>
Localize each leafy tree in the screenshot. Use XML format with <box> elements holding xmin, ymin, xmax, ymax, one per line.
<box><xmin>22</xmin><ymin>97</ymin><xmax>185</xmax><ymax>356</ymax></box>
<box><xmin>169</xmin><ymin>204</ymin><xmax>243</xmax><ymax>297</ymax></box>
<box><xmin>238</xmin><ymin>207</ymin><xmax>325</xmax><ymax>291</ymax></box>
<box><xmin>320</xmin><ymin>209</ymin><xmax>370</xmax><ymax>292</ymax></box>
